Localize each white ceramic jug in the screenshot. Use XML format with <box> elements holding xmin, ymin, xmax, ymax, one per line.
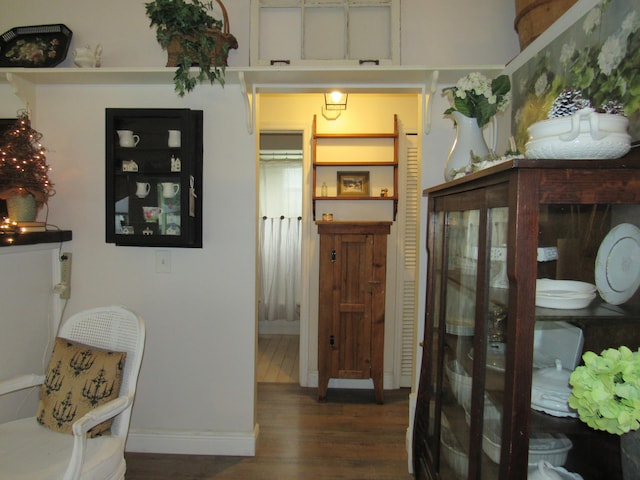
<box><xmin>73</xmin><ymin>44</ymin><xmax>102</xmax><ymax>68</ymax></box>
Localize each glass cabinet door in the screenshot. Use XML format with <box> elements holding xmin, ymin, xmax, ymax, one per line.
<box><xmin>439</xmin><ymin>209</ymin><xmax>479</xmax><ymax>479</ymax></box>
<box><xmin>435</xmin><ymin>206</ymin><xmax>509</xmax><ymax>480</ymax></box>
<box><xmin>480</xmin><ymin>206</ymin><xmax>509</xmax><ymax>479</ymax></box>
<box><xmin>106</xmin><ymin>108</ymin><xmax>203</xmax><ymax>247</ymax></box>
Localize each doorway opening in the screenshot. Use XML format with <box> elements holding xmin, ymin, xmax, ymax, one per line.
<box><xmin>257</xmin><ymin>132</ymin><xmax>303</xmax><ymax>384</ymax></box>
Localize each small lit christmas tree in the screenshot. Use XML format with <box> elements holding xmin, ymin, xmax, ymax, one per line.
<box><xmin>0</xmin><ymin>112</ymin><xmax>54</xmax><ymax>210</ymax></box>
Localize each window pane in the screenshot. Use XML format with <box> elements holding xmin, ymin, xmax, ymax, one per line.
<box><xmin>304</xmin><ymin>7</ymin><xmax>345</xmax><ymax>60</ymax></box>
<box><xmin>260</xmin><ymin>8</ymin><xmax>302</xmax><ymax>62</ymax></box>
<box><xmin>349</xmin><ymin>6</ymin><xmax>390</xmax><ymax>60</ymax></box>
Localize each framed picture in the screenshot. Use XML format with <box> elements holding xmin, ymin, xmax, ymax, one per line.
<box><xmin>337</xmin><ymin>171</ymin><xmax>369</xmax><ymax>196</ymax></box>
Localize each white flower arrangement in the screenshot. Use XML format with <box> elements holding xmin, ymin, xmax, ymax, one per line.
<box><xmin>443</xmin><ymin>72</ymin><xmax>511</xmax><ymax>128</ymax></box>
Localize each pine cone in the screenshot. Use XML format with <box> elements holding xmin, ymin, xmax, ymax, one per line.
<box><xmin>598</xmin><ymin>100</ymin><xmax>625</xmax><ymax>115</ymax></box>
<box><xmin>549</xmin><ymin>89</ymin><xmax>592</xmax><ymax>118</ymax></box>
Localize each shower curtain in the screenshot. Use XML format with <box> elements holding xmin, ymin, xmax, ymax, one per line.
<box><xmin>258</xmin><ymin>158</ymin><xmax>302</xmax><ymax>323</ymax></box>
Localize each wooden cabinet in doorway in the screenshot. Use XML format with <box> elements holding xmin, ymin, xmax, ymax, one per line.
<box><xmin>317</xmin><ymin>221</ymin><xmax>391</xmax><ymax>403</ymax></box>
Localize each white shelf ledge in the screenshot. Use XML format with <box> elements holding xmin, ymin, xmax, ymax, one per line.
<box><xmin>1</xmin><ymin>65</ymin><xmax>505</xmax><ymax>134</ymax></box>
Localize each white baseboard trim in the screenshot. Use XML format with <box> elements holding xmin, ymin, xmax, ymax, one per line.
<box><xmin>125</xmin><ymin>423</ymin><xmax>259</xmax><ymax>456</ymax></box>
<box><xmin>305</xmin><ymin>371</ymin><xmax>395</xmax><ymax>389</ymax></box>
<box><xmin>258</xmin><ymin>320</ymin><xmax>300</xmax><ymax>335</ymax></box>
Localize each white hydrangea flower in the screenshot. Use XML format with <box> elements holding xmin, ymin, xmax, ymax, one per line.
<box><xmin>598</xmin><ymin>33</ymin><xmax>626</xmax><ymax>76</ymax></box>
<box><xmin>621</xmin><ymin>10</ymin><xmax>640</xmax><ymax>36</ymax></box>
<box><xmin>560</xmin><ymin>40</ymin><xmax>576</xmax><ymax>65</ymax></box>
<box><xmin>515</xmin><ymin>107</ymin><xmax>523</xmax><ymax>125</ymax></box>
<box><xmin>583</xmin><ymin>7</ymin><xmax>601</xmax><ymax>35</ymax></box>
<box><xmin>518</xmin><ymin>78</ymin><xmax>528</xmax><ymax>95</ymax></box>
<box><xmin>497</xmin><ymin>92</ymin><xmax>511</xmax><ymax>112</ymax></box>
<box><xmin>534</xmin><ymin>73</ymin><xmax>548</xmax><ymax>97</ymax></box>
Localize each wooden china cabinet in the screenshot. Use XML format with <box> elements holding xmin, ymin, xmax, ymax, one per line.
<box><xmin>413</xmin><ymin>149</ymin><xmax>640</xmax><ymax>479</ymax></box>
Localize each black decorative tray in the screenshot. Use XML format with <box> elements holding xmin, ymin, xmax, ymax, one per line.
<box><xmin>0</xmin><ymin>24</ymin><xmax>72</xmax><ymax>68</ymax></box>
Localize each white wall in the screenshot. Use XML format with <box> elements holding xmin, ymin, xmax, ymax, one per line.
<box><xmin>0</xmin><ymin>0</ymin><xmax>520</xmax><ymax>456</ymax></box>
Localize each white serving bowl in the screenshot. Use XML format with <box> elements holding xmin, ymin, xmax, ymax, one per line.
<box><xmin>445</xmin><ymin>360</ymin><xmax>472</xmax><ymax>411</ymax></box>
<box><xmin>441</xmin><ymin>423</ymin><xmax>468</xmax><ymax>479</ymax></box>
<box><xmin>483</xmin><ymin>419</ymin><xmax>573</xmax><ymax>466</ymax></box>
<box><xmin>525</xmin><ymin>108</ymin><xmax>630</xmax><ymax>160</ymax></box>
<box><xmin>535</xmin><ymin>279</ymin><xmax>597</xmax><ymax>309</ymax></box>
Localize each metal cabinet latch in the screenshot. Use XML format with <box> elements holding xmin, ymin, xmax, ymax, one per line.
<box><xmin>331</xmin><ymin>249</ymin><xmax>336</xmax><ymax>263</ymax></box>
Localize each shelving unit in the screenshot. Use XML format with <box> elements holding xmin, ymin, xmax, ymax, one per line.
<box><xmin>311</xmin><ymin>114</ymin><xmax>399</xmax><ymax>220</ymax></box>
<box><xmin>413</xmin><ymin>150</ymin><xmax>640</xmax><ymax>480</ymax></box>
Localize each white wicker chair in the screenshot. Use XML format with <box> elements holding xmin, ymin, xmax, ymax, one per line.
<box><xmin>0</xmin><ymin>305</ymin><xmax>145</xmax><ymax>480</ymax></box>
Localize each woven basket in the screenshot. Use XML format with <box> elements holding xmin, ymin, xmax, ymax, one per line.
<box><xmin>166</xmin><ymin>0</ymin><xmax>238</xmax><ymax>67</ymax></box>
<box><xmin>514</xmin><ymin>0</ymin><xmax>577</xmax><ymax>50</ymax></box>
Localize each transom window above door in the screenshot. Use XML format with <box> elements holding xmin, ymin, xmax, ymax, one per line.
<box><xmin>250</xmin><ymin>0</ymin><xmax>400</xmax><ymax>66</ymax></box>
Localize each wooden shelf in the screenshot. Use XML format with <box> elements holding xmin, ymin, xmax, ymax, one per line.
<box><xmin>312</xmin><ymin>114</ymin><xmax>399</xmax><ymax>220</ymax></box>
<box><xmin>0</xmin><ymin>230</ymin><xmax>72</xmax><ymax>247</ymax></box>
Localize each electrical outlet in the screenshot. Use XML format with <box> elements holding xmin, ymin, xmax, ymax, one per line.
<box><xmin>60</xmin><ymin>252</ymin><xmax>72</xmax><ymax>299</ymax></box>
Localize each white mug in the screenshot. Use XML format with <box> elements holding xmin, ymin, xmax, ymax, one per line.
<box><xmin>161</xmin><ymin>182</ymin><xmax>180</xmax><ymax>198</ymax></box>
<box><xmin>135</xmin><ymin>182</ymin><xmax>151</xmax><ymax>198</ymax></box>
<box><xmin>117</xmin><ymin>130</ymin><xmax>140</xmax><ymax>147</ymax></box>
<box><xmin>168</xmin><ymin>130</ymin><xmax>181</xmax><ymax>148</ymax></box>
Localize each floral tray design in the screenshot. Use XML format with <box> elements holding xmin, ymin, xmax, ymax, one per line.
<box><xmin>0</xmin><ymin>24</ymin><xmax>72</xmax><ymax>67</ymax></box>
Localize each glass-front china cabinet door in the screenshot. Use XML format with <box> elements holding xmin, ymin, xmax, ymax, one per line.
<box><xmin>417</xmin><ymin>195</ymin><xmax>511</xmax><ymax>480</ymax></box>
<box><xmin>105</xmin><ymin>108</ymin><xmax>203</xmax><ymax>247</ymax></box>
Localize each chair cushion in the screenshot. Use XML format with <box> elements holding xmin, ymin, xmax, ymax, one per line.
<box><xmin>37</xmin><ymin>337</ymin><xmax>127</xmax><ymax>437</ymax></box>
<box><xmin>0</xmin><ymin>417</ymin><xmax>125</xmax><ymax>480</ymax></box>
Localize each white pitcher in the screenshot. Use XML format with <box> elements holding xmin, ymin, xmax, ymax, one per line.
<box><xmin>73</xmin><ymin>44</ymin><xmax>102</xmax><ymax>68</ymax></box>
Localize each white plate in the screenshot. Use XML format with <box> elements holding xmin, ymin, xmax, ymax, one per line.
<box><xmin>595</xmin><ymin>223</ymin><xmax>640</xmax><ymax>305</ymax></box>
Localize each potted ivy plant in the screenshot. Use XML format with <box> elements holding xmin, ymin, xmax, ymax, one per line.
<box><xmin>145</xmin><ymin>0</ymin><xmax>238</xmax><ymax>96</ymax></box>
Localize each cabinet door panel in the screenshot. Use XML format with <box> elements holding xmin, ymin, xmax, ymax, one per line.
<box><xmin>106</xmin><ymin>108</ymin><xmax>202</xmax><ymax>247</ymax></box>
<box><xmin>333</xmin><ymin>233</ymin><xmax>372</xmax><ymax>379</ymax></box>
<box><xmin>317</xmin><ymin>222</ymin><xmax>390</xmax><ymax>403</ymax></box>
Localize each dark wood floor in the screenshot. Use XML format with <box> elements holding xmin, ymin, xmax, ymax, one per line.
<box><xmin>125</xmin><ymin>383</ymin><xmax>413</xmax><ymax>479</ymax></box>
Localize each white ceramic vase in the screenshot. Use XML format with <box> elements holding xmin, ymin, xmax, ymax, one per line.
<box><xmin>444</xmin><ymin>111</ymin><xmax>492</xmax><ymax>182</ymax></box>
